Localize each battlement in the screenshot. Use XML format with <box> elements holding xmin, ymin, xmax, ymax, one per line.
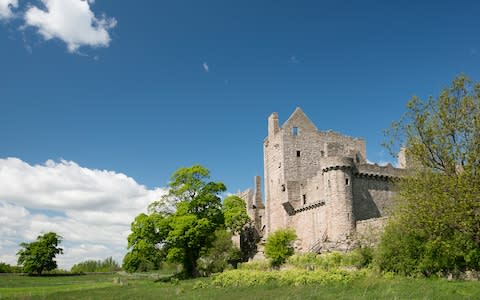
<box><xmin>321</xmin><ymin>157</ymin><xmax>355</xmax><ymax>172</ymax></box>
<box><xmin>355</xmin><ymin>163</ymin><xmax>406</xmax><ymax>179</ymax></box>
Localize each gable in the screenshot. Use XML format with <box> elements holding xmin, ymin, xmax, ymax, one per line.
<box><xmin>282</xmin><ymin>107</ymin><xmax>318</xmax><ymax>133</ymax></box>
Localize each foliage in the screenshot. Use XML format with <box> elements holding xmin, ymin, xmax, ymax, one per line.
<box><xmin>125</xmin><ymin>165</ymin><xmax>226</xmax><ymax>277</ymax></box>
<box><xmin>239</xmin><ymin>223</ymin><xmax>261</xmax><ymax>260</ymax></box>
<box><xmin>17</xmin><ymin>232</ymin><xmax>63</xmax><ymax>275</ymax></box>
<box><xmin>380</xmin><ymin>75</ymin><xmax>480</xmax><ymax>276</ymax></box>
<box><xmin>222</xmin><ymin>195</ymin><xmax>250</xmax><ymax>234</ymax></box>
<box><xmin>0</xmin><ymin>262</ymin><xmax>22</xmax><ymax>273</ymax></box>
<box><xmin>209</xmin><ymin>268</ymin><xmax>365</xmax><ymax>287</ymax></box>
<box><xmin>286</xmin><ymin>251</ymin><xmax>373</xmax><ymax>271</ymax></box>
<box><xmin>196</xmin><ymin>230</ymin><xmax>242</xmax><ymax>276</ymax></box>
<box><xmin>264</xmin><ymin>228</ymin><xmax>297</xmax><ymax>267</ymax></box>
<box><xmin>385</xmin><ymin>74</ymin><xmax>480</xmax><ymax>176</ymax></box>
<box><xmin>238</xmin><ymin>259</ymin><xmax>271</xmax><ymax>271</ymax></box>
<box><xmin>71</xmin><ymin>257</ymin><xmax>121</xmax><ymax>273</ymax></box>
<box><xmin>123</xmin><ymin>213</ymin><xmax>166</xmax><ymax>272</ymax></box>
<box><xmin>375</xmin><ymin>172</ymin><xmax>480</xmax><ymax>275</ymax></box>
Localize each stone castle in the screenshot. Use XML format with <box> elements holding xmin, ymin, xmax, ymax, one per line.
<box><xmin>239</xmin><ymin>108</ymin><xmax>406</xmax><ymax>254</ymax></box>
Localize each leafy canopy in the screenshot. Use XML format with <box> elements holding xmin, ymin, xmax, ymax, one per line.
<box><xmin>125</xmin><ymin>165</ymin><xmax>229</xmax><ymax>277</ymax></box>
<box><xmin>222</xmin><ymin>195</ymin><xmax>250</xmax><ymax>234</ymax></box>
<box><xmin>378</xmin><ymin>75</ymin><xmax>480</xmax><ymax>275</ymax></box>
<box><xmin>17</xmin><ymin>232</ymin><xmax>63</xmax><ymax>275</ymax></box>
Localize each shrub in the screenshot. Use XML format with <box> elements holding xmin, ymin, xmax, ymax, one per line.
<box><xmin>237</xmin><ymin>259</ymin><xmax>271</xmax><ymax>271</ymax></box>
<box><xmin>286</xmin><ymin>251</ymin><xmax>373</xmax><ymax>271</ymax></box>
<box><xmin>196</xmin><ymin>230</ymin><xmax>241</xmax><ymax>276</ymax></box>
<box><xmin>264</xmin><ymin>228</ymin><xmax>297</xmax><ymax>267</ymax></box>
<box><xmin>71</xmin><ymin>257</ymin><xmax>121</xmax><ymax>273</ymax></box>
<box><xmin>0</xmin><ymin>262</ymin><xmax>21</xmax><ymax>273</ymax></box>
<box><xmin>209</xmin><ymin>268</ymin><xmax>364</xmax><ymax>287</ymax></box>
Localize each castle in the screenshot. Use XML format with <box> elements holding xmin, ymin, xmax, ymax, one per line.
<box><xmin>239</xmin><ymin>108</ymin><xmax>406</xmax><ymax>254</ymax></box>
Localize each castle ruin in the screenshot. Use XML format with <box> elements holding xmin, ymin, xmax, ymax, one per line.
<box><xmin>239</xmin><ymin>108</ymin><xmax>406</xmax><ymax>254</ymax></box>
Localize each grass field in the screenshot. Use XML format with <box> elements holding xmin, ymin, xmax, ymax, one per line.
<box><xmin>0</xmin><ymin>272</ymin><xmax>479</xmax><ymax>299</ymax></box>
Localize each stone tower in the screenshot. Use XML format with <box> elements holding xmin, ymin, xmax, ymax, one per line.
<box><xmin>322</xmin><ymin>157</ymin><xmax>355</xmax><ymax>241</ymax></box>
<box><xmin>239</xmin><ymin>107</ymin><xmax>404</xmax><ymax>254</ymax></box>
<box><xmin>264</xmin><ymin>108</ymin><xmax>366</xmax><ymax>238</ymax></box>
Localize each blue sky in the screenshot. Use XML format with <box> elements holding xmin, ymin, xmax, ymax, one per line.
<box><xmin>1</xmin><ymin>0</ymin><xmax>480</xmax><ymax>267</ymax></box>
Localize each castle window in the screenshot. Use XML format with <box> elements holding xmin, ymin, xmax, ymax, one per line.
<box><xmin>302</xmin><ymin>194</ymin><xmax>307</xmax><ymax>205</ymax></box>
<box><xmin>346</xmin><ymin>178</ymin><xmax>349</xmax><ymax>186</ymax></box>
<box><xmin>296</xmin><ymin>151</ymin><xmax>301</xmax><ymax>157</ymax></box>
<box><xmin>279</xmin><ymin>162</ymin><xmax>281</xmax><ymax>168</ymax></box>
<box><xmin>292</xmin><ymin>127</ymin><xmax>298</xmax><ymax>136</ymax></box>
<box><xmin>320</xmin><ymin>150</ymin><xmax>325</xmax><ymax>157</ymax></box>
<box><xmin>281</xmin><ymin>184</ymin><xmax>286</xmax><ymax>192</ymax></box>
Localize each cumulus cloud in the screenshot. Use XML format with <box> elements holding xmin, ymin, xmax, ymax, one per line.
<box><xmin>0</xmin><ymin>158</ymin><xmax>166</xmax><ymax>269</ymax></box>
<box><xmin>0</xmin><ymin>0</ymin><xmax>17</xmax><ymax>20</ymax></box>
<box><xmin>202</xmin><ymin>62</ymin><xmax>209</xmax><ymax>72</ymax></box>
<box><xmin>24</xmin><ymin>0</ymin><xmax>116</xmax><ymax>52</ymax></box>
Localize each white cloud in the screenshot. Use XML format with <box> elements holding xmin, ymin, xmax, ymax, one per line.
<box><xmin>0</xmin><ymin>0</ymin><xmax>17</xmax><ymax>20</ymax></box>
<box><xmin>0</xmin><ymin>158</ymin><xmax>166</xmax><ymax>269</ymax></box>
<box><xmin>203</xmin><ymin>62</ymin><xmax>209</xmax><ymax>72</ymax></box>
<box><xmin>24</xmin><ymin>0</ymin><xmax>116</xmax><ymax>52</ymax></box>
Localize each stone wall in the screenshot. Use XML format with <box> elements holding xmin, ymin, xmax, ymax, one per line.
<box><xmin>258</xmin><ymin>108</ymin><xmax>404</xmax><ymax>254</ymax></box>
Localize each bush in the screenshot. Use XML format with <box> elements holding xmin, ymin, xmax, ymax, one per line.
<box><xmin>196</xmin><ymin>230</ymin><xmax>242</xmax><ymax>276</ymax></box>
<box><xmin>71</xmin><ymin>257</ymin><xmax>121</xmax><ymax>273</ymax></box>
<box><xmin>286</xmin><ymin>250</ymin><xmax>373</xmax><ymax>271</ymax></box>
<box><xmin>374</xmin><ymin>172</ymin><xmax>480</xmax><ymax>276</ymax></box>
<box><xmin>209</xmin><ymin>268</ymin><xmax>364</xmax><ymax>287</ymax></box>
<box><xmin>237</xmin><ymin>259</ymin><xmax>271</xmax><ymax>271</ymax></box>
<box><xmin>264</xmin><ymin>228</ymin><xmax>297</xmax><ymax>267</ymax></box>
<box><xmin>0</xmin><ymin>262</ymin><xmax>22</xmax><ymax>273</ymax></box>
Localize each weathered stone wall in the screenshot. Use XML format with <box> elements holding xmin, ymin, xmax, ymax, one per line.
<box><xmin>258</xmin><ymin>108</ymin><xmax>403</xmax><ymax>253</ymax></box>
<box><xmin>353</xmin><ymin>177</ymin><xmax>396</xmax><ymax>221</ymax></box>
<box><xmin>291</xmin><ymin>206</ymin><xmax>327</xmax><ymax>251</ymax></box>
<box><xmin>356</xmin><ymin>217</ymin><xmax>388</xmax><ymax>246</ymax></box>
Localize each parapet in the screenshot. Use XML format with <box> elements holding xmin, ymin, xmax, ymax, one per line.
<box><xmin>321</xmin><ymin>157</ymin><xmax>355</xmax><ymax>172</ymax></box>
<box><xmin>355</xmin><ymin>163</ymin><xmax>407</xmax><ymax>179</ymax></box>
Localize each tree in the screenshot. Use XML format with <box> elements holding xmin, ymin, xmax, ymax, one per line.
<box><xmin>264</xmin><ymin>228</ymin><xmax>297</xmax><ymax>267</ymax></box>
<box><xmin>125</xmin><ymin>165</ymin><xmax>226</xmax><ymax>277</ymax></box>
<box><xmin>378</xmin><ymin>75</ymin><xmax>480</xmax><ymax>275</ymax></box>
<box><xmin>17</xmin><ymin>232</ymin><xmax>63</xmax><ymax>275</ymax></box>
<box><xmin>122</xmin><ymin>213</ymin><xmax>166</xmax><ymax>272</ymax></box>
<box><xmin>222</xmin><ymin>195</ymin><xmax>250</xmax><ymax>234</ymax></box>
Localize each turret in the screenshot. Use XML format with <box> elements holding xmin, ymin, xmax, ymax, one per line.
<box><xmin>268</xmin><ymin>112</ymin><xmax>279</xmax><ymax>137</ymax></box>
<box><xmin>322</xmin><ymin>157</ymin><xmax>355</xmax><ymax>241</ymax></box>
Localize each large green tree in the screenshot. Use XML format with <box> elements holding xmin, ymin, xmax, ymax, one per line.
<box><xmin>126</xmin><ymin>165</ymin><xmax>233</xmax><ymax>277</ymax></box>
<box><xmin>378</xmin><ymin>75</ymin><xmax>480</xmax><ymax>275</ymax></box>
<box><xmin>17</xmin><ymin>232</ymin><xmax>63</xmax><ymax>275</ymax></box>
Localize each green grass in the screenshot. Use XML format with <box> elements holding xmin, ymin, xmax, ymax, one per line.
<box><xmin>0</xmin><ymin>272</ymin><xmax>479</xmax><ymax>299</ymax></box>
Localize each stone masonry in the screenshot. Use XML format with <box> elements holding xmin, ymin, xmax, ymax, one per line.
<box><xmin>238</xmin><ymin>108</ymin><xmax>406</xmax><ymax>254</ymax></box>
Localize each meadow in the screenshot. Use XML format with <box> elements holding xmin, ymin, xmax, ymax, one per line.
<box><xmin>0</xmin><ymin>271</ymin><xmax>479</xmax><ymax>300</ymax></box>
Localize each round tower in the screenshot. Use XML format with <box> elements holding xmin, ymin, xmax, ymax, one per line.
<box><xmin>322</xmin><ymin>157</ymin><xmax>355</xmax><ymax>242</ymax></box>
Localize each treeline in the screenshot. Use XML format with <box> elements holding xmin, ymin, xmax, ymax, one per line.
<box><xmin>71</xmin><ymin>257</ymin><xmax>121</xmax><ymax>273</ymax></box>
<box><xmin>0</xmin><ymin>262</ymin><xmax>22</xmax><ymax>273</ymax></box>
